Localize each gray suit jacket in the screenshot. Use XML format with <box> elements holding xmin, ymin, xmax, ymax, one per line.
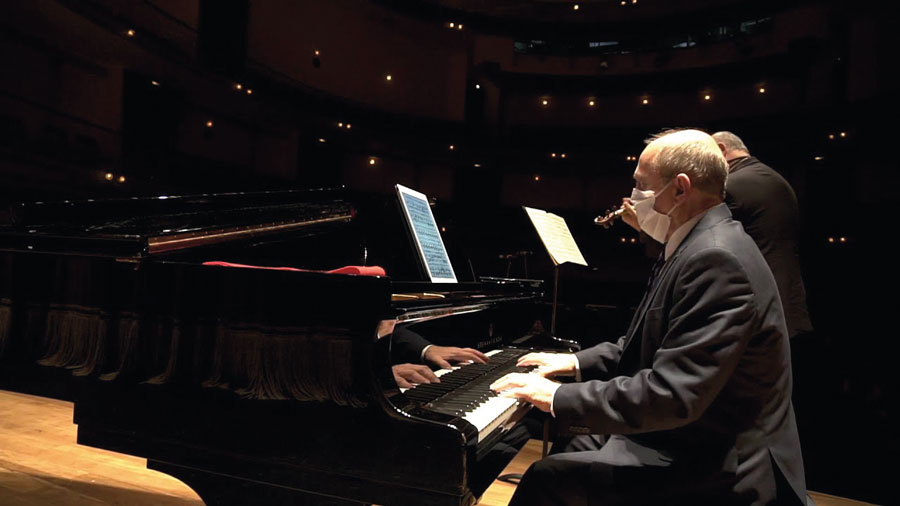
<box><xmin>553</xmin><ymin>203</ymin><xmax>807</xmax><ymax>505</ymax></box>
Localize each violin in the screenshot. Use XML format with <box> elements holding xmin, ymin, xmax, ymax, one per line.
<box><xmin>593</xmin><ymin>207</ymin><xmax>625</xmax><ymax>228</ymax></box>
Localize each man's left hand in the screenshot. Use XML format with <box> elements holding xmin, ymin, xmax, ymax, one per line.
<box><xmin>490</xmin><ymin>373</ymin><xmax>561</xmax><ymax>413</ymax></box>
<box><xmin>424</xmin><ymin>345</ymin><xmax>489</xmax><ymax>369</ymax></box>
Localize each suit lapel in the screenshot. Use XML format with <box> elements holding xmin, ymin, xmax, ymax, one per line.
<box><xmin>618</xmin><ymin>204</ymin><xmax>733</xmax><ymax>355</ymax></box>
<box><xmin>620</xmin><ymin>254</ymin><xmax>677</xmax><ymax>352</ymax></box>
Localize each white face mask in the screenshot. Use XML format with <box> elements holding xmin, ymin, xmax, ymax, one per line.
<box><xmin>630</xmin><ymin>180</ymin><xmax>678</xmax><ymax>243</ymax></box>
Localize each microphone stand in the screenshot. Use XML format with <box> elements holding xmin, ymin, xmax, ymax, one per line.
<box><xmin>550</xmin><ymin>263</ymin><xmax>560</xmax><ymax>336</ymax></box>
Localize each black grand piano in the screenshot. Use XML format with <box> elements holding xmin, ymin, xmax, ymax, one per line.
<box><xmin>0</xmin><ymin>188</ymin><xmax>572</xmax><ymax>506</ymax></box>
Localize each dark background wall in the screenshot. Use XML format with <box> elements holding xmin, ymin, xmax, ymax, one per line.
<box><xmin>1</xmin><ymin>1</ymin><xmax>897</xmax><ymax>502</ymax></box>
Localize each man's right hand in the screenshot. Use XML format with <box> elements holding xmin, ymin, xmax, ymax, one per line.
<box><xmin>621</xmin><ymin>198</ymin><xmax>641</xmax><ymax>232</ymax></box>
<box><xmin>516</xmin><ymin>352</ymin><xmax>577</xmax><ymax>378</ymax></box>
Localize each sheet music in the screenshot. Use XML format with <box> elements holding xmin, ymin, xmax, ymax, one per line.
<box><xmin>523</xmin><ymin>207</ymin><xmax>588</xmax><ymax>267</ymax></box>
<box><xmin>396</xmin><ymin>185</ymin><xmax>457</xmax><ymax>283</ymax></box>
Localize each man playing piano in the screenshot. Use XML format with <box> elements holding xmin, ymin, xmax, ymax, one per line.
<box><xmin>491</xmin><ymin>129</ymin><xmax>809</xmax><ymax>506</ymax></box>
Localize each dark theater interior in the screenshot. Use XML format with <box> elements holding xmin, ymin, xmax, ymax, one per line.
<box><xmin>0</xmin><ymin>1</ymin><xmax>896</xmax><ymax>505</ymax></box>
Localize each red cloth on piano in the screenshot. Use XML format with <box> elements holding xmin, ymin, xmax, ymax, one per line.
<box><xmin>202</xmin><ymin>261</ymin><xmax>385</xmax><ymax>277</ymax></box>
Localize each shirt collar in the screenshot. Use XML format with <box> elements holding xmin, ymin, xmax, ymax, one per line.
<box><xmin>664</xmin><ymin>209</ymin><xmax>710</xmax><ymax>260</ymax></box>
<box><xmin>727</xmin><ymin>155</ymin><xmax>752</xmax><ymax>173</ymax></box>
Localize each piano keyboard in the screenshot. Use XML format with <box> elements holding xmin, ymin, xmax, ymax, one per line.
<box><xmin>403</xmin><ymin>348</ymin><xmax>534</xmax><ymax>443</ymax></box>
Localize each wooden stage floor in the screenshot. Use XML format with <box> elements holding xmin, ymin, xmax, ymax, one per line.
<box><xmin>0</xmin><ymin>390</ymin><xmax>876</xmax><ymax>506</ymax></box>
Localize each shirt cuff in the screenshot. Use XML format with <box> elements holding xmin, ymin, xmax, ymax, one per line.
<box><xmin>550</xmin><ymin>382</ymin><xmax>562</xmax><ymax>417</ymax></box>
<box><xmin>420</xmin><ymin>344</ymin><xmax>434</xmax><ymax>363</ymax></box>
<box><xmin>574</xmin><ymin>355</ymin><xmax>582</xmax><ymax>382</ymax></box>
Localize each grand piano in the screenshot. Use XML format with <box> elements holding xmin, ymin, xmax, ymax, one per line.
<box><xmin>0</xmin><ymin>188</ymin><xmax>573</xmax><ymax>506</ymax></box>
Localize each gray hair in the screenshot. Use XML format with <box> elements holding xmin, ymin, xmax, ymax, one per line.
<box><xmin>646</xmin><ymin>129</ymin><xmax>728</xmax><ymax>199</ymax></box>
<box><xmin>711</xmin><ymin>131</ymin><xmax>749</xmax><ymax>153</ymax></box>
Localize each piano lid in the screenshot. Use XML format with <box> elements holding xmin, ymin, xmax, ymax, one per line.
<box><xmin>0</xmin><ymin>188</ymin><xmax>354</xmax><ymax>259</ymax></box>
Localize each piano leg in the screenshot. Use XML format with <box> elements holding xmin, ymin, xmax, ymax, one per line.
<box><xmin>147</xmin><ymin>460</ymin><xmax>369</xmax><ymax>506</ymax></box>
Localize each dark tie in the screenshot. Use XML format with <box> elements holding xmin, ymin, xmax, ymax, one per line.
<box><xmin>646</xmin><ymin>252</ymin><xmax>665</xmax><ymax>293</ymax></box>
<box><xmin>620</xmin><ymin>252</ymin><xmax>668</xmax><ymax>354</ymax></box>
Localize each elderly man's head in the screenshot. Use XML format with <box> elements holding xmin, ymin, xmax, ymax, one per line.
<box><xmin>711</xmin><ymin>131</ymin><xmax>751</xmax><ymax>162</ymax></box>
<box><xmin>636</xmin><ymin>129</ymin><xmax>728</xmax><ymax>200</ymax></box>
<box><xmin>631</xmin><ymin>129</ymin><xmax>728</xmax><ymax>241</ymax></box>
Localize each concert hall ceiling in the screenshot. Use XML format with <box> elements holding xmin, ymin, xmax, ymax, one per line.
<box><xmin>0</xmin><ymin>0</ymin><xmax>894</xmax><ymax>214</ymax></box>
<box><xmin>376</xmin><ymin>0</ymin><xmax>799</xmax><ymax>27</ymax></box>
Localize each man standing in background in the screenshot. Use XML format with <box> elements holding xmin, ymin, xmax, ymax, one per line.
<box><xmin>711</xmin><ymin>131</ymin><xmax>813</xmax><ymax>339</ymax></box>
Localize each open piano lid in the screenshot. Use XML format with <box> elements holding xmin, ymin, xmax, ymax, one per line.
<box><xmin>0</xmin><ymin>187</ymin><xmax>354</xmax><ymax>259</ymax></box>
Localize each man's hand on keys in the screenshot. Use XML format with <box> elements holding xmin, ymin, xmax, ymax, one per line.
<box><xmin>516</xmin><ymin>352</ymin><xmax>577</xmax><ymax>378</ymax></box>
<box><xmin>489</xmin><ymin>373</ymin><xmax>560</xmax><ymax>413</ymax></box>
